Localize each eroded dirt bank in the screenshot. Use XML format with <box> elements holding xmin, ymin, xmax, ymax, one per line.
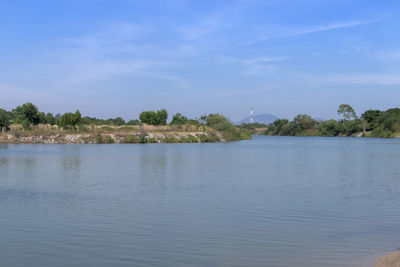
<box><xmin>375</xmin><ymin>252</ymin><xmax>400</xmax><ymax>267</ymax></box>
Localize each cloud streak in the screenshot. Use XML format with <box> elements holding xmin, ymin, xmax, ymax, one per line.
<box><xmin>242</xmin><ymin>19</ymin><xmax>382</xmax><ymax>46</ymax></box>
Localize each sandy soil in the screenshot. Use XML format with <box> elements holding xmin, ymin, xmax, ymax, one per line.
<box><xmin>375</xmin><ymin>252</ymin><xmax>400</xmax><ymax>267</ymax></box>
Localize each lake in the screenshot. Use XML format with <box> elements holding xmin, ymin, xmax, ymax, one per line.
<box><xmin>1</xmin><ymin>136</ymin><xmax>400</xmax><ymax>266</ymax></box>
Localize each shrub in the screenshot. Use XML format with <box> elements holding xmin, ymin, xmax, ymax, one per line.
<box><xmin>103</xmin><ymin>135</ymin><xmax>115</xmax><ymax>144</ymax></box>
<box><xmin>199</xmin><ymin>135</ymin><xmax>210</xmax><ymax>142</ymax></box>
<box><xmin>95</xmin><ymin>134</ymin><xmax>103</xmax><ymax>144</ymax></box>
<box><xmin>170</xmin><ymin>113</ymin><xmax>188</xmax><ymax>125</ymax></box>
<box><xmin>161</xmin><ymin>136</ymin><xmax>178</xmax><ymax>143</ymax></box>
<box><xmin>147</xmin><ymin>137</ymin><xmax>158</xmax><ymax>143</ymax></box>
<box><xmin>57</xmin><ymin>110</ymin><xmax>81</xmax><ymax>130</ymax></box>
<box><xmin>180</xmin><ymin>135</ymin><xmax>199</xmax><ymax>143</ymax></box>
<box><xmin>124</xmin><ymin>135</ymin><xmax>138</xmax><ymax>144</ymax></box>
<box><xmin>139</xmin><ymin>134</ymin><xmax>148</xmax><ymax>144</ymax></box>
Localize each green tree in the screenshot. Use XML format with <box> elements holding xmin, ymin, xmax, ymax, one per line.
<box><xmin>58</xmin><ymin>110</ymin><xmax>81</xmax><ymax>130</ymax></box>
<box><xmin>155</xmin><ymin>109</ymin><xmax>168</xmax><ymax>125</ymax></box>
<box><xmin>0</xmin><ymin>108</ymin><xmax>10</xmax><ymax>132</ymax></box>
<box><xmin>127</xmin><ymin>119</ymin><xmax>140</xmax><ymax>125</ymax></box>
<box><xmin>292</xmin><ymin>114</ymin><xmax>315</xmax><ymax>132</ymax></box>
<box><xmin>38</xmin><ymin>112</ymin><xmax>46</xmax><ymax>124</ymax></box>
<box><xmin>45</xmin><ymin>113</ymin><xmax>56</xmax><ymax>125</ymax></box>
<box><xmin>361</xmin><ymin>109</ymin><xmax>381</xmax><ymax>132</ymax></box>
<box><xmin>12</xmin><ymin>102</ymin><xmax>40</xmax><ymax>125</ymax></box>
<box><xmin>114</xmin><ymin>117</ymin><xmax>126</xmax><ymax>126</ymax></box>
<box><xmin>379</xmin><ymin>108</ymin><xmax>400</xmax><ymax>132</ymax></box>
<box><xmin>337</xmin><ymin>104</ymin><xmax>357</xmax><ymax>121</ymax></box>
<box><xmin>170</xmin><ymin>113</ymin><xmax>188</xmax><ymax>125</ymax></box>
<box><xmin>342</xmin><ymin>119</ymin><xmax>362</xmax><ymax>136</ymax></box>
<box><xmin>265</xmin><ymin>119</ymin><xmax>289</xmax><ymax>135</ymax></box>
<box><xmin>319</xmin><ymin>119</ymin><xmax>340</xmax><ymax>136</ymax></box>
<box><xmin>140</xmin><ymin>110</ymin><xmax>157</xmax><ymax>125</ymax></box>
<box><xmin>139</xmin><ymin>109</ymin><xmax>168</xmax><ymax>125</ymax></box>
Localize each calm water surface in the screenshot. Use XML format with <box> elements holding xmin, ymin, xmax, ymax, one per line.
<box><xmin>1</xmin><ymin>136</ymin><xmax>400</xmax><ymax>266</ymax></box>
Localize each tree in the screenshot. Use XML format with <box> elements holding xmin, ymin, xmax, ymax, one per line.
<box><xmin>155</xmin><ymin>109</ymin><xmax>168</xmax><ymax>125</ymax></box>
<box><xmin>0</xmin><ymin>108</ymin><xmax>10</xmax><ymax>132</ymax></box>
<box><xmin>139</xmin><ymin>109</ymin><xmax>168</xmax><ymax>125</ymax></box>
<box><xmin>379</xmin><ymin>108</ymin><xmax>400</xmax><ymax>132</ymax></box>
<box><xmin>12</xmin><ymin>102</ymin><xmax>40</xmax><ymax>125</ymax></box>
<box><xmin>57</xmin><ymin>110</ymin><xmax>81</xmax><ymax>130</ymax></box>
<box><xmin>319</xmin><ymin>119</ymin><xmax>340</xmax><ymax>136</ymax></box>
<box><xmin>127</xmin><ymin>119</ymin><xmax>140</xmax><ymax>125</ymax></box>
<box><xmin>38</xmin><ymin>112</ymin><xmax>46</xmax><ymax>124</ymax></box>
<box><xmin>292</xmin><ymin>114</ymin><xmax>315</xmax><ymax>132</ymax></box>
<box><xmin>337</xmin><ymin>104</ymin><xmax>357</xmax><ymax>121</ymax></box>
<box><xmin>361</xmin><ymin>110</ymin><xmax>381</xmax><ymax>130</ymax></box>
<box><xmin>140</xmin><ymin>110</ymin><xmax>156</xmax><ymax>125</ymax></box>
<box><xmin>46</xmin><ymin>113</ymin><xmax>56</xmax><ymax>125</ymax></box>
<box><xmin>199</xmin><ymin>115</ymin><xmax>208</xmax><ymax>125</ymax></box>
<box><xmin>170</xmin><ymin>113</ymin><xmax>188</xmax><ymax>125</ymax></box>
<box><xmin>114</xmin><ymin>117</ymin><xmax>125</xmax><ymax>126</ymax></box>
<box><xmin>342</xmin><ymin>119</ymin><xmax>362</xmax><ymax>136</ymax></box>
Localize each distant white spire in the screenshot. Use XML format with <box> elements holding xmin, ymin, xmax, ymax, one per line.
<box><xmin>250</xmin><ymin>107</ymin><xmax>254</xmax><ymax>123</ymax></box>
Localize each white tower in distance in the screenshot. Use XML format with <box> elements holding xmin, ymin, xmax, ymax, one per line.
<box><xmin>250</xmin><ymin>107</ymin><xmax>254</xmax><ymax>123</ymax></box>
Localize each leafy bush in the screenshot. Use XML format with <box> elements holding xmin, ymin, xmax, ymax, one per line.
<box><xmin>147</xmin><ymin>137</ymin><xmax>158</xmax><ymax>143</ymax></box>
<box><xmin>170</xmin><ymin>113</ymin><xmax>188</xmax><ymax>125</ymax></box>
<box><xmin>199</xmin><ymin>135</ymin><xmax>210</xmax><ymax>142</ymax></box>
<box><xmin>95</xmin><ymin>134</ymin><xmax>115</xmax><ymax>144</ymax></box>
<box><xmin>57</xmin><ymin>110</ymin><xmax>81</xmax><ymax>130</ymax></box>
<box><xmin>180</xmin><ymin>135</ymin><xmax>199</xmax><ymax>143</ymax></box>
<box><xmin>161</xmin><ymin>136</ymin><xmax>179</xmax><ymax>143</ymax></box>
<box><xmin>95</xmin><ymin>134</ymin><xmax>103</xmax><ymax>144</ymax></box>
<box><xmin>127</xmin><ymin>119</ymin><xmax>140</xmax><ymax>125</ymax></box>
<box><xmin>139</xmin><ymin>134</ymin><xmax>148</xmax><ymax>144</ymax></box>
<box><xmin>103</xmin><ymin>136</ymin><xmax>115</xmax><ymax>144</ymax></box>
<box><xmin>124</xmin><ymin>135</ymin><xmax>138</xmax><ymax>143</ymax></box>
<box><xmin>140</xmin><ymin>109</ymin><xmax>168</xmax><ymax>125</ymax></box>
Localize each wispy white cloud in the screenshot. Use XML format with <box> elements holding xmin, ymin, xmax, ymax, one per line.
<box><xmin>216</xmin><ymin>55</ymin><xmax>289</xmax><ymax>75</ymax></box>
<box><xmin>242</xmin><ymin>19</ymin><xmax>382</xmax><ymax>46</ymax></box>
<box><xmin>31</xmin><ymin>22</ymin><xmax>190</xmax><ymax>90</ymax></box>
<box><xmin>219</xmin><ymin>55</ymin><xmax>289</xmax><ymax>64</ymax></box>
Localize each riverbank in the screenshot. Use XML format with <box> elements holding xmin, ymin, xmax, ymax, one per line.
<box><xmin>0</xmin><ymin>124</ymin><xmax>251</xmax><ymax>144</ymax></box>
<box><xmin>375</xmin><ymin>252</ymin><xmax>400</xmax><ymax>267</ymax></box>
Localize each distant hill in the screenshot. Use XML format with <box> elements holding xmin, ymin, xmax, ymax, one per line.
<box><xmin>237</xmin><ymin>113</ymin><xmax>278</xmax><ymax>125</ymax></box>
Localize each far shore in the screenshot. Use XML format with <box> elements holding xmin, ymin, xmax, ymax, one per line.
<box><xmin>0</xmin><ymin>124</ymin><xmax>246</xmax><ymax>144</ymax></box>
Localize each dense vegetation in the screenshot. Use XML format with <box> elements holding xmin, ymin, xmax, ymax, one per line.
<box><xmin>260</xmin><ymin>104</ymin><xmax>400</xmax><ymax>138</ymax></box>
<box><xmin>0</xmin><ymin>102</ymin><xmax>250</xmax><ymax>142</ymax></box>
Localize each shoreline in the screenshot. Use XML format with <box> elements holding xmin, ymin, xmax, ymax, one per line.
<box><xmin>0</xmin><ymin>124</ymin><xmax>252</xmax><ymax>144</ymax></box>
<box><xmin>0</xmin><ymin>132</ymin><xmax>224</xmax><ymax>144</ymax></box>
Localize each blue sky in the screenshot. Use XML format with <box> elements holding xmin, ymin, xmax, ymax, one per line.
<box><xmin>1</xmin><ymin>0</ymin><xmax>400</xmax><ymax>121</ymax></box>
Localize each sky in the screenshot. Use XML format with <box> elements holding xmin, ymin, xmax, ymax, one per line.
<box><xmin>1</xmin><ymin>0</ymin><xmax>400</xmax><ymax>121</ymax></box>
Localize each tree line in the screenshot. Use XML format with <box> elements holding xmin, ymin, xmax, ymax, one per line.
<box><xmin>260</xmin><ymin>104</ymin><xmax>400</xmax><ymax>138</ymax></box>
<box><xmin>0</xmin><ymin>103</ymin><xmax>251</xmax><ymax>141</ymax></box>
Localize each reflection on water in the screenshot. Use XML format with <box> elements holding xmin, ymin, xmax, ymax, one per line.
<box><xmin>1</xmin><ymin>137</ymin><xmax>400</xmax><ymax>267</ymax></box>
